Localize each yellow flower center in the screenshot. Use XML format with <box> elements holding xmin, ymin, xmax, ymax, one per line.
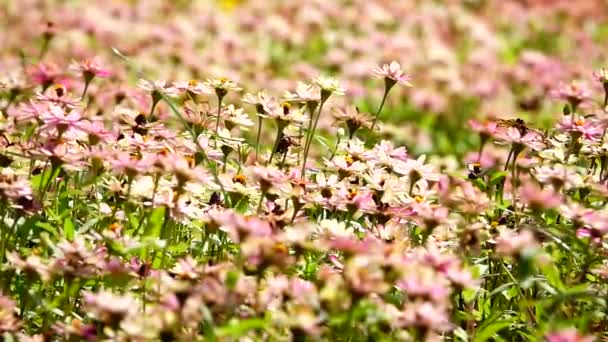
<box><xmin>188</xmin><ymin>79</ymin><xmax>198</xmax><ymax>87</ymax></box>
<box><xmin>414</xmin><ymin>195</ymin><xmax>424</xmax><ymax>203</ymax></box>
<box><xmin>344</xmin><ymin>155</ymin><xmax>354</xmax><ymax>166</ymax></box>
<box><xmin>574</xmin><ymin>118</ymin><xmax>585</xmax><ymax>126</ymax></box>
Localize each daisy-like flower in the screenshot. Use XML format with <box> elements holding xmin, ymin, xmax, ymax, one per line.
<box><xmin>83</xmin><ymin>291</ymin><xmax>137</xmax><ymax>325</ymax></box>
<box><xmin>265</xmin><ymin>101</ymin><xmax>308</xmax><ymax>127</ymax></box>
<box><xmin>205</xmin><ymin>77</ymin><xmax>242</xmax><ymax>99</ymax></box>
<box><xmin>283</xmin><ymin>82</ymin><xmax>320</xmax><ymax>106</ymax></box>
<box><xmin>138</xmin><ymin>79</ymin><xmax>179</xmax><ymax>98</ymax></box>
<box><xmin>519</xmin><ymin>181</ymin><xmax>562</xmax><ymax>211</ymax></box>
<box><xmin>69</xmin><ymin>57</ymin><xmax>111</xmax><ymax>79</ymax></box>
<box><xmin>495</xmin><ymin>127</ymin><xmax>545</xmax><ymax>152</ymax></box>
<box><xmin>469</xmin><ymin>119</ymin><xmax>498</xmax><ymax>139</ymax></box>
<box><xmin>593</xmin><ymin>68</ymin><xmax>608</xmax><ymax>107</ymax></box>
<box><xmin>313</xmin><ymin>76</ymin><xmax>345</xmax><ymax>99</ymax></box>
<box><xmin>222</xmin><ymin>104</ymin><xmax>254</xmax><ymax>130</ymax></box>
<box><xmin>495</xmin><ymin>228</ymin><xmax>537</xmax><ymax>258</ymax></box>
<box><xmin>370</xmin><ymin>61</ymin><xmax>413</xmax><ymax>130</ymax></box>
<box><xmin>550</xmin><ymin>80</ymin><xmax>592</xmax><ymax>111</ymax></box>
<box><xmin>532</xmin><ymin>164</ymin><xmax>583</xmax><ymax>191</ymax></box>
<box><xmin>243</xmin><ymin>90</ymin><xmax>275</xmax><ymax>114</ymax></box>
<box><xmin>36</xmin><ymin>83</ymin><xmax>79</xmax><ymax>108</ymax></box>
<box><xmin>332</xmin><ymin>105</ymin><xmax>372</xmax><ymax>138</ymax></box>
<box><xmin>555</xmin><ymin>115</ymin><xmax>602</xmax><ymax>140</ymax></box>
<box><xmin>173</xmin><ymin>79</ymin><xmax>212</xmax><ymax>96</ymax></box>
<box><xmin>244</xmin><ymin>91</ymin><xmax>275</xmax><ymax>162</ymax></box>
<box><xmin>40</xmin><ymin>104</ymin><xmax>82</xmax><ymax>134</ymax></box>
<box><xmin>138</xmin><ymin>79</ymin><xmax>179</xmax><ymax>118</ymax></box>
<box><xmin>372</xmin><ymin>61</ymin><xmax>413</xmax><ymax>87</ymax></box>
<box><xmin>28</xmin><ymin>62</ymin><xmax>65</xmax><ymax>90</ymax></box>
<box><xmin>393</xmin><ymin>155</ymin><xmax>440</xmax><ymax>184</ymax></box>
<box><xmin>70</xmin><ymin>57</ymin><xmax>111</xmax><ymax>99</ymax></box>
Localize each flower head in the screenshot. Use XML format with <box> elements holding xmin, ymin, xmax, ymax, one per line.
<box><xmin>372</xmin><ymin>61</ymin><xmax>413</xmax><ymax>87</ymax></box>
<box><xmin>313</xmin><ymin>76</ymin><xmax>345</xmax><ymax>98</ymax></box>
<box><xmin>70</xmin><ymin>57</ymin><xmax>111</xmax><ymax>80</ymax></box>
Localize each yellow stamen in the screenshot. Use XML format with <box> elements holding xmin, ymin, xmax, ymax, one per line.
<box><xmin>344</xmin><ymin>155</ymin><xmax>354</xmax><ymax>166</ymax></box>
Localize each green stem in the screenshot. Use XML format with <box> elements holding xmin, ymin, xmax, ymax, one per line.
<box><xmin>301</xmin><ymin>100</ymin><xmax>327</xmax><ymax>179</ymax></box>
<box><xmin>268</xmin><ymin>125</ymin><xmax>283</xmax><ymax>165</ymax></box>
<box><xmin>255</xmin><ymin>116</ymin><xmax>263</xmax><ymax>163</ymax></box>
<box><xmin>370</xmin><ymin>86</ymin><xmax>391</xmax><ymax>131</ymax></box>
<box><xmin>214</xmin><ymin>94</ymin><xmax>225</xmax><ymax>145</ymax></box>
<box><xmin>81</xmin><ymin>80</ymin><xmax>91</xmax><ymax>100</ymax></box>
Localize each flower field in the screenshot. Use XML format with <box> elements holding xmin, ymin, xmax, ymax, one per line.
<box><xmin>2</xmin><ymin>0</ymin><xmax>608</xmax><ymax>340</ymax></box>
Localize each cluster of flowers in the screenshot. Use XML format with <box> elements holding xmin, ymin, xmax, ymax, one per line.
<box><xmin>1</xmin><ymin>0</ymin><xmax>608</xmax><ymax>341</ymax></box>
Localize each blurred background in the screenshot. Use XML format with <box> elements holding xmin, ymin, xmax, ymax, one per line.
<box><xmin>2</xmin><ymin>0</ymin><xmax>608</xmax><ymax>158</ymax></box>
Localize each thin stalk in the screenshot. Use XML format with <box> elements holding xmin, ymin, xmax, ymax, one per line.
<box><xmin>329</xmin><ymin>132</ymin><xmax>341</xmax><ymax>160</ymax></box>
<box><xmin>214</xmin><ymin>94</ymin><xmax>225</xmax><ymax>142</ymax></box>
<box><xmin>257</xmin><ymin>191</ymin><xmax>266</xmax><ymax>214</ymax></box>
<box><xmin>370</xmin><ymin>87</ymin><xmax>390</xmax><ymax>131</ymax></box>
<box><xmin>300</xmin><ymin>104</ymin><xmax>317</xmax><ymax>168</ymax></box>
<box><xmin>161</xmin><ymin>93</ymin><xmax>231</xmax><ymax>206</ymax></box>
<box><xmin>81</xmin><ymin>80</ymin><xmax>91</xmax><ymax>100</ymax></box>
<box><xmin>268</xmin><ymin>125</ymin><xmax>284</xmax><ymax>165</ymax></box>
<box><xmin>511</xmin><ymin>152</ymin><xmax>518</xmax><ymax>215</ymax></box>
<box><xmin>301</xmin><ymin>99</ymin><xmax>327</xmax><ymax>179</ymax></box>
<box><xmin>255</xmin><ymin>116</ymin><xmax>263</xmax><ymax>163</ymax></box>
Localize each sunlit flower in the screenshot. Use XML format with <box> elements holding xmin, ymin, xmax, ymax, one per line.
<box><xmin>372</xmin><ymin>61</ymin><xmax>413</xmax><ymax>87</ymax></box>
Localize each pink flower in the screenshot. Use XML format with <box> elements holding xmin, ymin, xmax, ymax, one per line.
<box><xmin>550</xmin><ymin>81</ymin><xmax>592</xmax><ymax>108</ymax></box>
<box><xmin>28</xmin><ymin>62</ymin><xmax>67</xmax><ymax>89</ymax></box>
<box><xmin>69</xmin><ymin>57</ymin><xmax>111</xmax><ymax>79</ymax></box>
<box><xmin>495</xmin><ymin>127</ymin><xmax>545</xmax><ymax>151</ymax></box>
<box><xmin>138</xmin><ymin>79</ymin><xmax>179</xmax><ymax>98</ymax></box>
<box><xmin>519</xmin><ymin>182</ymin><xmax>562</xmax><ymax>211</ymax></box>
<box><xmin>173</xmin><ymin>79</ymin><xmax>212</xmax><ymax>95</ymax></box>
<box><xmin>545</xmin><ymin>329</ymin><xmax>593</xmax><ymax>342</ymax></box>
<box><xmin>40</xmin><ymin>105</ymin><xmax>82</xmax><ymax>132</ymax></box>
<box><xmin>592</xmin><ymin>68</ymin><xmax>608</xmax><ymax>84</ymax></box>
<box><xmin>556</xmin><ymin>115</ymin><xmax>602</xmax><ymax>140</ymax></box>
<box><xmin>372</xmin><ymin>61</ymin><xmax>413</xmax><ymax>87</ymax></box>
<box><xmin>469</xmin><ymin>119</ymin><xmax>498</xmax><ymax>138</ymax></box>
<box><xmin>495</xmin><ymin>229</ymin><xmax>537</xmax><ymax>257</ymax></box>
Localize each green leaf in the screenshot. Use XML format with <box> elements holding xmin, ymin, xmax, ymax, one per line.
<box><xmin>489</xmin><ymin>171</ymin><xmax>508</xmax><ymax>186</ymax></box>
<box><xmin>63</xmin><ymin>217</ymin><xmax>75</xmax><ymax>241</ymax></box>
<box><xmin>144</xmin><ymin>206</ymin><xmax>166</xmax><ymax>238</ymax></box>
<box><xmin>215</xmin><ymin>318</ymin><xmax>266</xmax><ymax>338</ymax></box>
<box><xmin>540</xmin><ymin>263</ymin><xmax>564</xmax><ymax>292</ymax></box>
<box><xmin>474</xmin><ymin>318</ymin><xmax>514</xmax><ymax>342</ymax></box>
